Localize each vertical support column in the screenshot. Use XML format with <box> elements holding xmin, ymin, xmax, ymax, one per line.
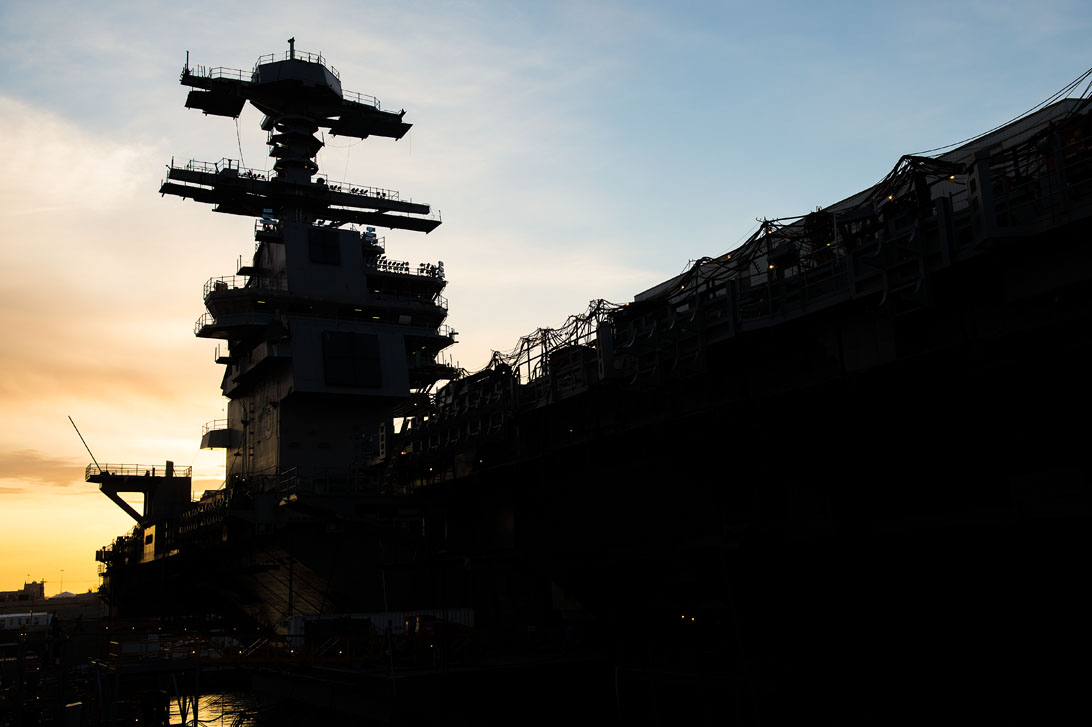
<box><xmin>597</xmin><ymin>321</ymin><xmax>614</xmax><ymax>381</ymax></box>
<box><xmin>969</xmin><ymin>150</ymin><xmax>997</xmax><ymax>244</ymax></box>
<box><xmin>934</xmin><ymin>196</ymin><xmax>952</xmax><ymax>267</ymax></box>
<box><xmin>725</xmin><ymin>278</ymin><xmax>738</xmax><ymax>338</ymax></box>
<box><xmin>1050</xmin><ymin>131</ymin><xmax>1071</xmax><ymax>210</ymax></box>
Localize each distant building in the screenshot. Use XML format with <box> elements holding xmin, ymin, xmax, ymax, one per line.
<box><xmin>0</xmin><ymin>581</ymin><xmax>46</xmax><ymax>602</ymax></box>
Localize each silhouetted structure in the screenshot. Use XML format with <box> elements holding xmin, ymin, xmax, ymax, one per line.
<box><xmin>97</xmin><ymin>44</ymin><xmax>453</xmax><ymax>631</ymax></box>
<box><xmin>0</xmin><ymin>580</ymin><xmax>45</xmax><ymax>603</ymax></box>
<box><xmin>94</xmin><ymin>48</ymin><xmax>1092</xmax><ymax>724</ymax></box>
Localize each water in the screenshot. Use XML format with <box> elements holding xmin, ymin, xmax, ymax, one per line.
<box><xmin>167</xmin><ymin>690</ymin><xmax>343</xmax><ymax>727</ymax></box>
<box><xmin>168</xmin><ymin>691</ymin><xmax>260</xmax><ymax>727</ymax></box>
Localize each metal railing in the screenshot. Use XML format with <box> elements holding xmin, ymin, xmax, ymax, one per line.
<box><xmin>369</xmin><ymin>290</ymin><xmax>449</xmax><ymax>309</ymax></box>
<box><xmin>201</xmin><ymin>419</ymin><xmax>228</xmax><ymax>436</ymax></box>
<box><xmin>194</xmin><ymin>312</ymin><xmax>214</xmax><ymax>335</ymax></box>
<box><xmin>254</xmin><ymin>49</ymin><xmax>339</xmax><ymax>79</ymax></box>
<box><xmin>343</xmin><ymin>88</ymin><xmax>381</xmax><ymax>110</ymax></box>
<box><xmin>316</xmin><ymin>175</ymin><xmax>400</xmax><ymax>200</ymax></box>
<box><xmin>184</xmin><ymin>158</ymin><xmax>235</xmax><ymax>174</ymax></box>
<box><xmin>180</xmin><ymin>158</ymin><xmax>270</xmax><ymax>180</ymax></box>
<box><xmin>85</xmin><ymin>463</ymin><xmax>192</xmax><ymax>480</ymax></box>
<box><xmin>186</xmin><ymin>65</ymin><xmax>250</xmax><ymax>82</ymax></box>
<box><xmin>203</xmin><ymin>275</ymin><xmax>288</xmax><ymax>298</ymax></box>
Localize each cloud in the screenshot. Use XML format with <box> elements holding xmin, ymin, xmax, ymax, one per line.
<box><xmin>0</xmin><ymin>449</ymin><xmax>86</xmax><ymax>491</ymax></box>
<box><xmin>1</xmin><ymin>96</ymin><xmax>154</xmax><ymax>214</ymax></box>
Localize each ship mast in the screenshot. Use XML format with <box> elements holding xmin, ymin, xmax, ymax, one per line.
<box><xmin>161</xmin><ymin>42</ymin><xmax>455</xmax><ymax>488</ymax></box>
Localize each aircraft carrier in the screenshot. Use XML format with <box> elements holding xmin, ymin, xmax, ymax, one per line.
<box><xmin>89</xmin><ymin>45</ymin><xmax>1092</xmax><ymax>724</ymax></box>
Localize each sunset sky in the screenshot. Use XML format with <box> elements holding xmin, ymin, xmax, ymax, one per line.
<box><xmin>1</xmin><ymin>0</ymin><xmax>1089</xmax><ymax>595</ymax></box>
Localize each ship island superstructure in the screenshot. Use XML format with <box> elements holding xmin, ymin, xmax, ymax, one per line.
<box><xmin>94</xmin><ymin>43</ymin><xmax>454</xmax><ymax>625</ymax></box>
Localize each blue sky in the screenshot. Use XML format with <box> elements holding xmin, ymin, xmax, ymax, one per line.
<box><xmin>1</xmin><ymin>0</ymin><xmax>1089</xmax><ymax>590</ymax></box>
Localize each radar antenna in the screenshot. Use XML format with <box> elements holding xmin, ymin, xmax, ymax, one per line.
<box><xmin>68</xmin><ymin>416</ymin><xmax>102</xmax><ymax>474</ymax></box>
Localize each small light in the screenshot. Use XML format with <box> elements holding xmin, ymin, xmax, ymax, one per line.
<box><xmin>681</xmin><ymin>614</ymin><xmax>685</xmax><ymax>619</ymax></box>
<box><xmin>887</xmin><ymin>195</ymin><xmax>893</xmax><ymax>201</ymax></box>
<box><xmin>768</xmin><ymin>264</ymin><xmax>775</xmax><ymax>269</ymax></box>
<box><xmin>690</xmin><ymin>617</ymin><xmax>695</xmax><ymax>621</ymax></box>
<box><xmin>257</xmin><ymin>300</ymin><xmax>266</xmax><ymax>304</ymax></box>
<box><xmin>372</xmin><ymin>316</ymin><xmax>380</xmax><ymax>320</ymax></box>
<box><xmin>354</xmin><ymin>308</ymin><xmax>362</xmax><ymax>312</ymax></box>
<box><xmin>680</xmin><ymin>284</ymin><xmax>685</xmax><ymax>290</ymax></box>
<box><xmin>949</xmin><ymin>175</ymin><xmax>955</xmax><ymax>181</ymax></box>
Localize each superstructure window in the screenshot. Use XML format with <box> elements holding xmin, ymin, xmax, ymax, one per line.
<box><xmin>309</xmin><ymin>228</ymin><xmax>341</xmax><ymax>266</ymax></box>
<box><xmin>323</xmin><ymin>332</ymin><xmax>382</xmax><ymax>387</ymax></box>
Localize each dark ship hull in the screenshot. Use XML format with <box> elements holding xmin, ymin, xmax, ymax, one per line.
<box><xmin>93</xmin><ymin>55</ymin><xmax>1092</xmax><ymax>723</ymax></box>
